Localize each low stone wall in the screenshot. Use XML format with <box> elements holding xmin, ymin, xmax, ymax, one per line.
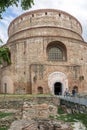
<box><xmin>0</xmin><ymin>96</ymin><xmax>59</xmax><ymax>109</ymax></box>
<box><xmin>0</xmin><ymin>100</ymin><xmax>23</xmax><ymax>109</ymax></box>
<box><xmin>60</xmin><ymin>99</ymin><xmax>87</xmax><ymax>114</ymax></box>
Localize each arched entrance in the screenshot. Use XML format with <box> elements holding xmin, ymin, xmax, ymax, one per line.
<box><xmin>37</xmin><ymin>86</ymin><xmax>43</xmax><ymax>94</ymax></box>
<box><xmin>48</xmin><ymin>72</ymin><xmax>68</xmax><ymax>95</ymax></box>
<box><xmin>54</xmin><ymin>82</ymin><xmax>62</xmax><ymax>95</ymax></box>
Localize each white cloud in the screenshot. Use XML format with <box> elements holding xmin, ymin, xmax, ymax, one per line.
<box><xmin>0</xmin><ymin>25</ymin><xmax>8</xmax><ymax>44</ymax></box>
<box><xmin>0</xmin><ymin>0</ymin><xmax>87</xmax><ymax>43</ymax></box>
<box><xmin>0</xmin><ymin>15</ymin><xmax>15</xmax><ymax>43</ymax></box>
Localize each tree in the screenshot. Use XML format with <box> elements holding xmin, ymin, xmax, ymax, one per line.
<box><xmin>0</xmin><ymin>39</ymin><xmax>3</xmax><ymax>46</ymax></box>
<box><xmin>0</xmin><ymin>0</ymin><xmax>34</xmax><ymax>64</ymax></box>
<box><xmin>0</xmin><ymin>47</ymin><xmax>11</xmax><ymax>65</ymax></box>
<box><xmin>0</xmin><ymin>0</ymin><xmax>34</xmax><ymax>18</ymax></box>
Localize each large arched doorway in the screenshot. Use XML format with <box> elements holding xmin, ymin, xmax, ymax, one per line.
<box><xmin>54</xmin><ymin>82</ymin><xmax>62</xmax><ymax>95</ymax></box>
<box><xmin>48</xmin><ymin>72</ymin><xmax>68</xmax><ymax>95</ymax></box>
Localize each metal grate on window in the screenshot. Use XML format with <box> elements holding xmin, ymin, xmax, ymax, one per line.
<box><xmin>48</xmin><ymin>47</ymin><xmax>63</xmax><ymax>61</ymax></box>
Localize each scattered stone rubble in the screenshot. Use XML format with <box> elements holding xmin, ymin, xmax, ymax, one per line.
<box><xmin>23</xmin><ymin>102</ymin><xmax>57</xmax><ymax>119</ymax></box>
<box><xmin>8</xmin><ymin>102</ymin><xmax>73</xmax><ymax>130</ymax></box>
<box><xmin>9</xmin><ymin>119</ymin><xmax>73</xmax><ymax>130</ymax></box>
<box><xmin>0</xmin><ymin>97</ymin><xmax>73</xmax><ymax>130</ymax></box>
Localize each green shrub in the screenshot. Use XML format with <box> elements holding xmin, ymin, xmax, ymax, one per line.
<box><xmin>58</xmin><ymin>106</ymin><xmax>65</xmax><ymax>114</ymax></box>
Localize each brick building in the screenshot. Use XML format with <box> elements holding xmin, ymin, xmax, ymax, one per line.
<box><xmin>0</xmin><ymin>9</ymin><xmax>87</xmax><ymax>95</ymax></box>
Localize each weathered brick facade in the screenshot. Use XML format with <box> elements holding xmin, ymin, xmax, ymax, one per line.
<box><xmin>0</xmin><ymin>9</ymin><xmax>87</xmax><ymax>94</ymax></box>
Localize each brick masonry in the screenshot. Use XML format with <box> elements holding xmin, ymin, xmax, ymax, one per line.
<box><xmin>0</xmin><ymin>9</ymin><xmax>87</xmax><ymax>94</ymax></box>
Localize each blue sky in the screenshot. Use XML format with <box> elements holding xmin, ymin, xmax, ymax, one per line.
<box><xmin>0</xmin><ymin>0</ymin><xmax>87</xmax><ymax>44</ymax></box>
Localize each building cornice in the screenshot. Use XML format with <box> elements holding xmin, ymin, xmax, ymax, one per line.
<box><xmin>7</xmin><ymin>26</ymin><xmax>83</xmax><ymax>43</ymax></box>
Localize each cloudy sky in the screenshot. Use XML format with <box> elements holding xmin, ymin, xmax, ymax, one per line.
<box><xmin>0</xmin><ymin>0</ymin><xmax>87</xmax><ymax>44</ymax></box>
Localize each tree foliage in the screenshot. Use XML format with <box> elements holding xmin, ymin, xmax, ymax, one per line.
<box><xmin>0</xmin><ymin>0</ymin><xmax>34</xmax><ymax>64</ymax></box>
<box><xmin>0</xmin><ymin>0</ymin><xmax>34</xmax><ymax>18</ymax></box>
<box><xmin>0</xmin><ymin>47</ymin><xmax>11</xmax><ymax>65</ymax></box>
<box><xmin>0</xmin><ymin>39</ymin><xmax>3</xmax><ymax>44</ymax></box>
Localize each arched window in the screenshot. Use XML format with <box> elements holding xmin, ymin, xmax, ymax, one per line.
<box><xmin>47</xmin><ymin>41</ymin><xmax>67</xmax><ymax>61</ymax></box>
<box><xmin>48</xmin><ymin>47</ymin><xmax>63</xmax><ymax>61</ymax></box>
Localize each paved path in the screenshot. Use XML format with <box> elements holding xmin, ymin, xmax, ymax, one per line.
<box><xmin>59</xmin><ymin>96</ymin><xmax>87</xmax><ymax>106</ymax></box>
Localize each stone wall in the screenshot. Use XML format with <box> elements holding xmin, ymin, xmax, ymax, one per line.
<box><xmin>8</xmin><ymin>9</ymin><xmax>82</xmax><ymax>38</ymax></box>
<box><xmin>0</xmin><ymin>96</ymin><xmax>59</xmax><ymax>108</ymax></box>
<box><xmin>60</xmin><ymin>99</ymin><xmax>87</xmax><ymax>114</ymax></box>
<box><xmin>8</xmin><ymin>27</ymin><xmax>82</xmax><ymax>42</ymax></box>
<box><xmin>1</xmin><ymin>96</ymin><xmax>58</xmax><ymax>120</ymax></box>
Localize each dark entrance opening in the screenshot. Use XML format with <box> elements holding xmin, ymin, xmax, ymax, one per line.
<box><xmin>54</xmin><ymin>82</ymin><xmax>62</xmax><ymax>95</ymax></box>
<box><xmin>73</xmin><ymin>86</ymin><xmax>78</xmax><ymax>93</ymax></box>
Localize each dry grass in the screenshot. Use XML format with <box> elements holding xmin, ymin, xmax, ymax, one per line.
<box><xmin>0</xmin><ymin>94</ymin><xmax>52</xmax><ymax>101</ymax></box>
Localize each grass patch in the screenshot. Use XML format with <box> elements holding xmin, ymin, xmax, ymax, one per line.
<box><xmin>0</xmin><ymin>112</ymin><xmax>13</xmax><ymax>130</ymax></box>
<box><xmin>0</xmin><ymin>94</ymin><xmax>53</xmax><ymax>101</ymax></box>
<box><xmin>56</xmin><ymin>113</ymin><xmax>87</xmax><ymax>128</ymax></box>
<box><xmin>0</xmin><ymin>112</ymin><xmax>13</xmax><ymax>118</ymax></box>
<box><xmin>58</xmin><ymin>106</ymin><xmax>65</xmax><ymax>114</ymax></box>
<box><xmin>0</xmin><ymin>127</ymin><xmax>8</xmax><ymax>130</ymax></box>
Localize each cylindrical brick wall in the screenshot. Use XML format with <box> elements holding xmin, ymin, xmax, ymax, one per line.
<box><xmin>0</xmin><ymin>9</ymin><xmax>87</xmax><ymax>95</ymax></box>
<box><xmin>8</xmin><ymin>9</ymin><xmax>83</xmax><ymax>43</ymax></box>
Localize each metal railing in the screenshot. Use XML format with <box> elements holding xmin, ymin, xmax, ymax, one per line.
<box><xmin>59</xmin><ymin>95</ymin><xmax>87</xmax><ymax>106</ymax></box>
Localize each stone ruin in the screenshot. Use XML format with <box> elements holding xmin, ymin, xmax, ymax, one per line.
<box><xmin>8</xmin><ymin>101</ymin><xmax>73</xmax><ymax>130</ymax></box>
<box><xmin>9</xmin><ymin>119</ymin><xmax>72</xmax><ymax>130</ymax></box>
